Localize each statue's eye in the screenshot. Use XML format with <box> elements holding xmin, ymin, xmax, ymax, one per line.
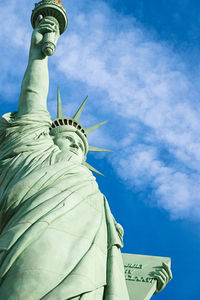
<box><xmin>66</xmin><ymin>136</ymin><xmax>74</xmax><ymax>143</ymax></box>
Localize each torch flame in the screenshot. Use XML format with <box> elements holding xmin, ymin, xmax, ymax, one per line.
<box><xmin>55</xmin><ymin>0</ymin><xmax>64</xmax><ymax>7</ymax></box>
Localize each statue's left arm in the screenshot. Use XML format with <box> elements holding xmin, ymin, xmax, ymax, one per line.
<box><xmin>18</xmin><ymin>16</ymin><xmax>60</xmax><ymax>116</ymax></box>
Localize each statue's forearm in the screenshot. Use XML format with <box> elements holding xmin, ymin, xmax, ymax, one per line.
<box><xmin>18</xmin><ymin>56</ymin><xmax>49</xmax><ymax>116</ymax></box>
<box><xmin>18</xmin><ymin>16</ymin><xmax>61</xmax><ymax>116</ymax></box>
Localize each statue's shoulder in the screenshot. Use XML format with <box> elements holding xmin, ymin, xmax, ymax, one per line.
<box><xmin>0</xmin><ymin>111</ymin><xmax>53</xmax><ymax>159</ymax></box>
<box><xmin>0</xmin><ymin>110</ymin><xmax>52</xmax><ymax>131</ymax></box>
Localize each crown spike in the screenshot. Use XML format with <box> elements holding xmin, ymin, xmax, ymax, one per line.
<box><xmin>57</xmin><ymin>88</ymin><xmax>64</xmax><ymax>118</ymax></box>
<box><xmin>85</xmin><ymin>121</ymin><xmax>108</xmax><ymax>135</ymax></box>
<box><xmin>73</xmin><ymin>96</ymin><xmax>88</xmax><ymax>122</ymax></box>
<box><xmin>83</xmin><ymin>162</ymin><xmax>104</xmax><ymax>176</ymax></box>
<box><xmin>88</xmin><ymin>146</ymin><xmax>112</xmax><ymax>152</ymax></box>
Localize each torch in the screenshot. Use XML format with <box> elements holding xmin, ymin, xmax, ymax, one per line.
<box><xmin>31</xmin><ymin>0</ymin><xmax>68</xmax><ymax>56</ymax></box>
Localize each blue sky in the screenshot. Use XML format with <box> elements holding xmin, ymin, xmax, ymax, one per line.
<box><xmin>0</xmin><ymin>0</ymin><xmax>200</xmax><ymax>298</ymax></box>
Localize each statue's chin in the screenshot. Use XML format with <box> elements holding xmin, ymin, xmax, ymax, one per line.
<box><xmin>55</xmin><ymin>150</ymin><xmax>83</xmax><ymax>164</ymax></box>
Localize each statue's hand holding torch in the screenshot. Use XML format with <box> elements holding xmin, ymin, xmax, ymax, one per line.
<box><xmin>30</xmin><ymin>16</ymin><xmax>60</xmax><ymax>59</ymax></box>
<box><xmin>30</xmin><ymin>0</ymin><xmax>67</xmax><ymax>59</ymax></box>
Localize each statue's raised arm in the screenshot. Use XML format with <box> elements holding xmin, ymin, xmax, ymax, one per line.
<box><xmin>18</xmin><ymin>16</ymin><xmax>60</xmax><ymax>116</ymax></box>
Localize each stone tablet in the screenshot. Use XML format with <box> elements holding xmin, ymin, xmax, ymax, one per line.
<box><xmin>122</xmin><ymin>253</ymin><xmax>171</xmax><ymax>300</ymax></box>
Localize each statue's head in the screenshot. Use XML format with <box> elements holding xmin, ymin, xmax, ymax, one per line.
<box><xmin>52</xmin><ymin>130</ymin><xmax>86</xmax><ymax>163</ymax></box>
<box><xmin>49</xmin><ymin>89</ymin><xmax>111</xmax><ymax>175</ymax></box>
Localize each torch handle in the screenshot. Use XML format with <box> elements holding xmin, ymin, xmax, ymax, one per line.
<box><xmin>41</xmin><ymin>16</ymin><xmax>59</xmax><ymax>57</ymax></box>
<box><xmin>42</xmin><ymin>32</ymin><xmax>56</xmax><ymax>56</ymax></box>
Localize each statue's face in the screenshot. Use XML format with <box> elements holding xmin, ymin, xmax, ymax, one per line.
<box><xmin>53</xmin><ymin>132</ymin><xmax>85</xmax><ymax>163</ymax></box>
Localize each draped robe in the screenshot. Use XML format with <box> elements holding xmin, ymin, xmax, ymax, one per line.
<box><xmin>0</xmin><ymin>111</ymin><xmax>129</xmax><ymax>300</ymax></box>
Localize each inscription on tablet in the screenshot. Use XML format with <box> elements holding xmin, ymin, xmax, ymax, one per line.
<box><xmin>124</xmin><ymin>263</ymin><xmax>143</xmax><ymax>269</ymax></box>
<box><xmin>124</xmin><ymin>264</ymin><xmax>154</xmax><ymax>284</ymax></box>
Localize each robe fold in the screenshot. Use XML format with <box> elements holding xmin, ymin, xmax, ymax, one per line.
<box><xmin>0</xmin><ymin>111</ymin><xmax>129</xmax><ymax>300</ymax></box>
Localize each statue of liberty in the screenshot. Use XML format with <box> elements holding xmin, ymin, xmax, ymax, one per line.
<box><xmin>0</xmin><ymin>1</ymin><xmax>172</xmax><ymax>299</ymax></box>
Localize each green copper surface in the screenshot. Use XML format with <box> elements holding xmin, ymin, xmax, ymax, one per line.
<box><xmin>57</xmin><ymin>88</ymin><xmax>64</xmax><ymax>118</ymax></box>
<box><xmin>0</xmin><ymin>7</ymin><xmax>129</xmax><ymax>300</ymax></box>
<box><xmin>83</xmin><ymin>161</ymin><xmax>104</xmax><ymax>176</ymax></box>
<box><xmin>85</xmin><ymin>120</ymin><xmax>108</xmax><ymax>134</ymax></box>
<box><xmin>73</xmin><ymin>96</ymin><xmax>88</xmax><ymax>122</ymax></box>
<box><xmin>88</xmin><ymin>146</ymin><xmax>112</xmax><ymax>152</ymax></box>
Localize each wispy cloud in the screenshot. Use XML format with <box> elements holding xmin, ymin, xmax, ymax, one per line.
<box><xmin>1</xmin><ymin>0</ymin><xmax>200</xmax><ymax>220</ymax></box>
<box><xmin>0</xmin><ymin>0</ymin><xmax>31</xmax><ymax>100</ymax></box>
<box><xmin>55</xmin><ymin>2</ymin><xmax>200</xmax><ymax>220</ymax></box>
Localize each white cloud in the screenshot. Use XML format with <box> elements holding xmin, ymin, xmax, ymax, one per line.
<box><xmin>1</xmin><ymin>0</ymin><xmax>200</xmax><ymax>220</ymax></box>
<box><xmin>54</xmin><ymin>2</ymin><xmax>200</xmax><ymax>220</ymax></box>
<box><xmin>0</xmin><ymin>0</ymin><xmax>32</xmax><ymax>101</ymax></box>
<box><xmin>113</xmin><ymin>145</ymin><xmax>200</xmax><ymax>219</ymax></box>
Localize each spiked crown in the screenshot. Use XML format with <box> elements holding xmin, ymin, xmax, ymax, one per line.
<box><xmin>49</xmin><ymin>89</ymin><xmax>111</xmax><ymax>175</ymax></box>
